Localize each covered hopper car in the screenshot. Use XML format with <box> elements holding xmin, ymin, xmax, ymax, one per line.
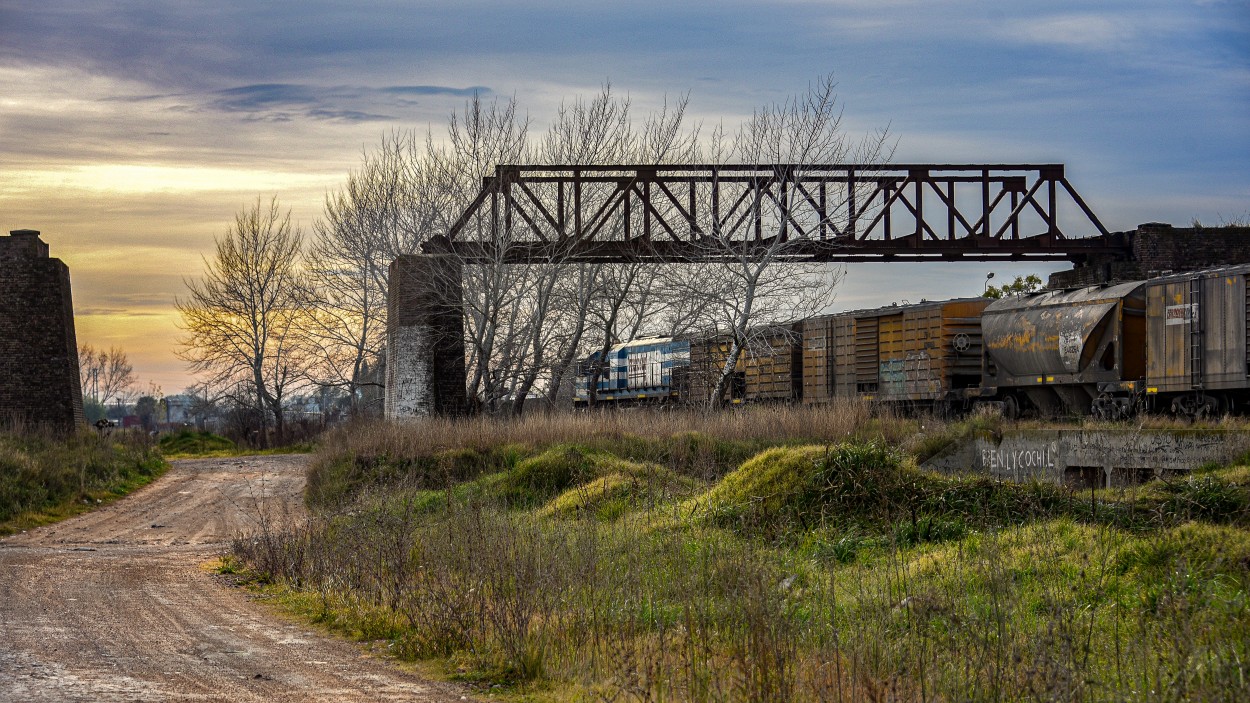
<box><xmin>979</xmin><ymin>281</ymin><xmax>1148</xmax><ymax>419</ymax></box>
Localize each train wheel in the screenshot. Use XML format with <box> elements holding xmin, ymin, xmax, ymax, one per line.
<box><xmin>1003</xmin><ymin>395</ymin><xmax>1019</xmax><ymax>420</ymax></box>
<box><xmin>1172</xmin><ymin>393</ymin><xmax>1219</xmax><ymax>421</ymax></box>
<box><xmin>1093</xmin><ymin>394</ymin><xmax>1132</xmax><ymax>422</ymax></box>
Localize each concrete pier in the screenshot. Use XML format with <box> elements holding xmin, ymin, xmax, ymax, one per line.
<box><xmin>384</xmin><ymin>255</ymin><xmax>468</xmax><ymax>418</ymax></box>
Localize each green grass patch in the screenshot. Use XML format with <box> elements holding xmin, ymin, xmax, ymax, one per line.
<box><xmin>539</xmin><ymin>463</ymin><xmax>701</xmax><ymax>521</ymax></box>
<box><xmin>0</xmin><ymin>430</ymin><xmax>166</xmax><ymax>535</ymax></box>
<box><xmin>158</xmin><ymin>428</ymin><xmax>237</xmax><ymax>457</ymax></box>
<box><xmin>686</xmin><ymin>441</ymin><xmax>1092</xmax><ymax>541</ymax></box>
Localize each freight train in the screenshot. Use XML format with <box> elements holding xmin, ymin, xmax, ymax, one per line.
<box><xmin>574</xmin><ymin>265</ymin><xmax>1250</xmax><ymax>419</ymax></box>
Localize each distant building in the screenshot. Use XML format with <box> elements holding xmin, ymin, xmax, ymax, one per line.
<box><xmin>163</xmin><ymin>394</ymin><xmax>197</xmax><ymax>427</ymax></box>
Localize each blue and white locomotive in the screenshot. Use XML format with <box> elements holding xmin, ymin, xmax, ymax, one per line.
<box><xmin>574</xmin><ymin>337</ymin><xmax>690</xmax><ymax>406</ymax></box>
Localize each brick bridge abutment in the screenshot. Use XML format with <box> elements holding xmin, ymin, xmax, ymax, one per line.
<box><xmin>384</xmin><ymin>254</ymin><xmax>468</xmax><ymax>418</ymax></box>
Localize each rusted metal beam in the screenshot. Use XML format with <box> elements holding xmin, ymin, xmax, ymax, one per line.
<box><xmin>439</xmin><ymin>164</ymin><xmax>1124</xmax><ymax>263</ymax></box>
<box><xmin>426</xmin><ymin>231</ymin><xmax>1130</xmax><ymax>264</ymax></box>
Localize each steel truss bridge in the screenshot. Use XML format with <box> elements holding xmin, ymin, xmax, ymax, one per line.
<box><xmin>433</xmin><ymin>164</ymin><xmax>1129</xmax><ymax>264</ymax></box>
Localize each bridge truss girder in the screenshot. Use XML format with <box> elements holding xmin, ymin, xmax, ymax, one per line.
<box><xmin>435</xmin><ymin>164</ymin><xmax>1129</xmax><ymax>264</ymax></box>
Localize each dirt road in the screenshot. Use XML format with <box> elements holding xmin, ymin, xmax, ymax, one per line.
<box><xmin>0</xmin><ymin>455</ymin><xmax>475</xmax><ymax>702</ymax></box>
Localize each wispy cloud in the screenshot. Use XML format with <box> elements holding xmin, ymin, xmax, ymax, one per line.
<box><xmin>77</xmin><ymin>307</ymin><xmax>165</xmax><ymax>318</ymax></box>
<box><xmin>996</xmin><ymin>13</ymin><xmax>1123</xmax><ymax>49</ymax></box>
<box><xmin>381</xmin><ymin>85</ymin><xmax>491</xmax><ymax>97</ymax></box>
<box><xmin>198</xmin><ymin>83</ymin><xmax>493</xmax><ymax>122</ymax></box>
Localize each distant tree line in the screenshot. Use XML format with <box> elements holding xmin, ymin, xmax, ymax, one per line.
<box><xmin>983</xmin><ymin>274</ymin><xmax>1043</xmax><ymax>300</ymax></box>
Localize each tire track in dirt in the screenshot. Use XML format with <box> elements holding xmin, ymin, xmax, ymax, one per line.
<box><xmin>0</xmin><ymin>455</ymin><xmax>476</xmax><ymax>702</ymax></box>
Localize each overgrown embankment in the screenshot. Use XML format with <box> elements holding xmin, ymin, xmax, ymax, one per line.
<box><xmin>0</xmin><ymin>429</ymin><xmax>166</xmax><ymax>535</ymax></box>
<box><xmin>234</xmin><ymin>404</ymin><xmax>1250</xmax><ymax>702</ymax></box>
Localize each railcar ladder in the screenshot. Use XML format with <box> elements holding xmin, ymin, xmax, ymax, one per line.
<box><xmin>1245</xmin><ymin>277</ymin><xmax>1250</xmax><ymax>375</ymax></box>
<box><xmin>1190</xmin><ymin>277</ymin><xmax>1204</xmax><ymax>389</ymax></box>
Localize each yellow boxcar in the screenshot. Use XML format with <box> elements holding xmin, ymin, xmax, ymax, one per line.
<box><xmin>742</xmin><ymin>325</ymin><xmax>802</xmax><ymax>402</ymax></box>
<box><xmin>801</xmin><ymin>316</ymin><xmax>833</xmax><ymax>405</ymax></box>
<box><xmin>684</xmin><ymin>336</ymin><xmax>743</xmax><ymax>404</ymax></box>
<box><xmin>802</xmin><ymin>298</ymin><xmax>988</xmax><ymax>406</ymax></box>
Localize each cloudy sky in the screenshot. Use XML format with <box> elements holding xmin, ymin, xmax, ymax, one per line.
<box><xmin>2</xmin><ymin>1</ymin><xmax>1247</xmax><ymax>394</ymax></box>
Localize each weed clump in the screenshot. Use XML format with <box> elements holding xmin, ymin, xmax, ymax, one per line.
<box><xmin>1148</xmin><ymin>468</ymin><xmax>1250</xmax><ymax>525</ymax></box>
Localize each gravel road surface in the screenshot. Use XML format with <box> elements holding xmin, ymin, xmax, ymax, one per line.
<box><xmin>0</xmin><ymin>455</ymin><xmax>476</xmax><ymax>702</ymax></box>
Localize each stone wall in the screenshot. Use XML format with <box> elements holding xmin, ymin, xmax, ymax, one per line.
<box><xmin>384</xmin><ymin>255</ymin><xmax>468</xmax><ymax>418</ymax></box>
<box><xmin>0</xmin><ymin>230</ymin><xmax>84</xmax><ymax>430</ymax></box>
<box><xmin>1049</xmin><ymin>223</ymin><xmax>1250</xmax><ymax>288</ymax></box>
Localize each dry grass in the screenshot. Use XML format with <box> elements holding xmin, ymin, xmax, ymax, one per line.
<box><xmin>306</xmin><ymin>400</ymin><xmax>904</xmax><ymax>507</ymax></box>
<box><xmin>324</xmin><ymin>400</ymin><xmax>883</xmax><ymax>458</ymax></box>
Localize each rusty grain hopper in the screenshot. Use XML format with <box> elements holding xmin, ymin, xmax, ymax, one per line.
<box><xmin>981</xmin><ymin>282</ymin><xmax>1148</xmax><ymax>417</ymax></box>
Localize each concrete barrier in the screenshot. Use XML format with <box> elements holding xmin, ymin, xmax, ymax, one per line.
<box><xmin>921</xmin><ymin>429</ymin><xmax>1250</xmax><ymax>488</ymax></box>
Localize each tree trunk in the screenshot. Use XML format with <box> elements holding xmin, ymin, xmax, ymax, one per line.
<box><xmin>709</xmin><ymin>338</ymin><xmax>743</xmax><ymax>407</ymax></box>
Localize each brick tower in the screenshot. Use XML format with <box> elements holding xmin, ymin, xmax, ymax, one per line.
<box><xmin>0</xmin><ymin>230</ymin><xmax>84</xmax><ymax>431</ymax></box>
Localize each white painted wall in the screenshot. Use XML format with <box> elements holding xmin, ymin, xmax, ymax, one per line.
<box><xmin>384</xmin><ymin>325</ymin><xmax>432</xmax><ymax>419</ymax></box>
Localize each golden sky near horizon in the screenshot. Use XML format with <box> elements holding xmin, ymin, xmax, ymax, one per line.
<box><xmin>3</xmin><ymin>158</ymin><xmax>353</xmax><ymax>395</ymax></box>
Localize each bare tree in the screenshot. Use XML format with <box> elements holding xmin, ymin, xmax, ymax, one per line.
<box><xmin>534</xmin><ymin>88</ymin><xmax>703</xmax><ymax>410</ymax></box>
<box><xmin>177</xmin><ymin>197</ymin><xmax>307</xmax><ymax>443</ymax></box>
<box><xmin>77</xmin><ymin>344</ymin><xmax>136</xmax><ymax>407</ymax></box>
<box><xmin>685</xmin><ymin>74</ymin><xmax>893</xmax><ymax>404</ymax></box>
<box><xmin>419</xmin><ymin>94</ymin><xmax>531</xmax><ymax>412</ymax></box>
<box><xmin>302</xmin><ymin>76</ymin><xmax>882</xmax><ymax>415</ymax></box>
<box><xmin>300</xmin><ymin>179</ymin><xmax>391</xmax><ymax>416</ymax></box>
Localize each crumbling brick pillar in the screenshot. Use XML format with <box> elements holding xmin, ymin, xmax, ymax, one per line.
<box><xmin>0</xmin><ymin>229</ymin><xmax>84</xmax><ymax>431</ymax></box>
<box><xmin>385</xmin><ymin>254</ymin><xmax>468</xmax><ymax>418</ymax></box>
